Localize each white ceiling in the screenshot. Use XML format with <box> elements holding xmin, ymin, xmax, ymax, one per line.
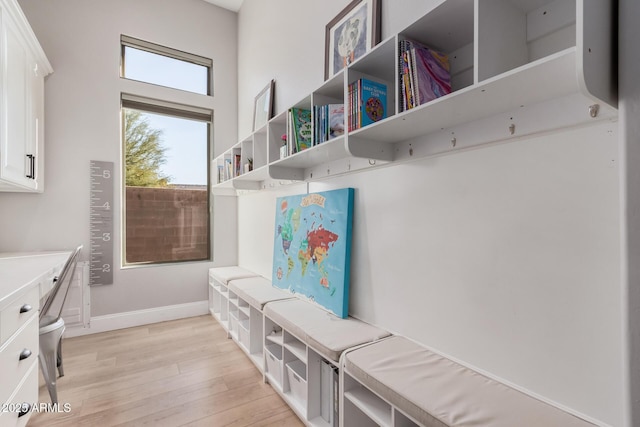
<box><xmin>202</xmin><ymin>0</ymin><xmax>243</xmax><ymax>12</ymax></box>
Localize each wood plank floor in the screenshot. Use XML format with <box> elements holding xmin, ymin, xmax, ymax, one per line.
<box><xmin>28</xmin><ymin>315</ymin><xmax>303</xmax><ymax>427</ymax></box>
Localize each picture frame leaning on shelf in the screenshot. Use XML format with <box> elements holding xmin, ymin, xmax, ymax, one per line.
<box><xmin>324</xmin><ymin>0</ymin><xmax>381</xmax><ymax>80</ymax></box>
<box><xmin>253</xmin><ymin>79</ymin><xmax>275</xmax><ymax>131</ymax></box>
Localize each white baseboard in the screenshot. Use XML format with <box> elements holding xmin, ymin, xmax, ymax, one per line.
<box><xmin>64</xmin><ymin>300</ymin><xmax>209</xmax><ymax>338</ymax></box>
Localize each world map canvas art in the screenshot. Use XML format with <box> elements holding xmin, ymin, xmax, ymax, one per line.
<box><xmin>272</xmin><ymin>188</ymin><xmax>354</xmax><ymax>318</ymax></box>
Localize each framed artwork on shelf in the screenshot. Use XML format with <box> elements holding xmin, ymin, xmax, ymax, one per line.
<box><xmin>253</xmin><ymin>79</ymin><xmax>274</xmax><ymax>131</ymax></box>
<box><xmin>324</xmin><ymin>0</ymin><xmax>381</xmax><ymax>80</ymax></box>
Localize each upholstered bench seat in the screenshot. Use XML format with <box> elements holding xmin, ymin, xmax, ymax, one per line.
<box><xmin>263</xmin><ymin>298</ymin><xmax>390</xmax><ymax>362</ymax></box>
<box><xmin>228</xmin><ymin>276</ymin><xmax>293</xmax><ymax>310</ymax></box>
<box><xmin>344</xmin><ymin>336</ymin><xmax>595</xmax><ymax>427</ymax></box>
<box><xmin>208</xmin><ymin>266</ymin><xmax>257</xmax><ymax>287</ymax></box>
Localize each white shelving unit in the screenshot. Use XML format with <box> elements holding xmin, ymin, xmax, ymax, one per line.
<box><xmin>227</xmin><ymin>288</ymin><xmax>264</xmax><ymax>370</ymax></box>
<box><xmin>342</xmin><ymin>371</ymin><xmax>420</xmax><ymax>427</ymax></box>
<box><xmin>263</xmin><ymin>316</ymin><xmax>339</xmax><ymax>427</ymax></box>
<box><xmin>211</xmin><ymin>0</ymin><xmax>616</xmax><ymax>194</ymax></box>
<box><xmin>208</xmin><ymin>277</ymin><xmax>229</xmax><ymax>333</ymax></box>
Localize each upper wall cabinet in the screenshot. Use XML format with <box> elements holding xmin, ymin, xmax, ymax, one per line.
<box><xmin>0</xmin><ymin>0</ymin><xmax>52</xmax><ymax>192</ymax></box>
<box><xmin>213</xmin><ymin>0</ymin><xmax>616</xmax><ymax>193</ymax></box>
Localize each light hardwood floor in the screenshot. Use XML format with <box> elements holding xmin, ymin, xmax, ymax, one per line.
<box><xmin>29</xmin><ymin>315</ymin><xmax>303</xmax><ymax>427</ymax></box>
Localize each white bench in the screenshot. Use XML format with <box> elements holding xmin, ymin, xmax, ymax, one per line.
<box><xmin>342</xmin><ymin>335</ymin><xmax>596</xmax><ymax>427</ymax></box>
<box><xmin>208</xmin><ymin>266</ymin><xmax>258</xmax><ymax>286</ymax></box>
<box><xmin>263</xmin><ymin>298</ymin><xmax>390</xmax><ymax>363</ymax></box>
<box><xmin>207</xmin><ymin>266</ymin><xmax>259</xmax><ymax>334</ymax></box>
<box><xmin>228</xmin><ymin>276</ymin><xmax>293</xmax><ymax>311</ymax></box>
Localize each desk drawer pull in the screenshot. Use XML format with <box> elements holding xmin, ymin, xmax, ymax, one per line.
<box><xmin>19</xmin><ymin>349</ymin><xmax>32</xmax><ymax>361</ymax></box>
<box><xmin>19</xmin><ymin>304</ymin><xmax>32</xmax><ymax>314</ymax></box>
<box><xmin>18</xmin><ymin>403</ymin><xmax>31</xmax><ymax>418</ymax></box>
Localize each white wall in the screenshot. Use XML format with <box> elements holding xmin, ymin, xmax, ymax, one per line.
<box><xmin>0</xmin><ymin>0</ymin><xmax>239</xmax><ymax>316</ymax></box>
<box><xmin>237</xmin><ymin>0</ymin><xmax>624</xmax><ymax>425</ymax></box>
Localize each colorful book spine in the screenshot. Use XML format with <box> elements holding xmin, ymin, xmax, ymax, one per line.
<box><xmin>291</xmin><ymin>107</ymin><xmax>312</xmax><ymax>151</ymax></box>
<box><xmin>398</xmin><ymin>38</ymin><xmax>451</xmax><ymax>112</ymax></box>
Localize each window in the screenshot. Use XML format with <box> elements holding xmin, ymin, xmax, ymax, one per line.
<box><xmin>121</xmin><ymin>35</ymin><xmax>212</xmax><ymax>95</ymax></box>
<box><xmin>122</xmin><ymin>95</ymin><xmax>212</xmax><ymax>265</ymax></box>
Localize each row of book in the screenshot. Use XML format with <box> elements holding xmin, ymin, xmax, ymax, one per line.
<box><xmin>348</xmin><ymin>78</ymin><xmax>388</xmax><ymax>132</ymax></box>
<box><xmin>216</xmin><ymin>154</ymin><xmax>241</xmax><ymax>183</ymax></box>
<box><xmin>398</xmin><ymin>38</ymin><xmax>452</xmax><ymax>112</ymax></box>
<box><xmin>283</xmin><ymin>104</ymin><xmax>346</xmax><ymax>156</ymax></box>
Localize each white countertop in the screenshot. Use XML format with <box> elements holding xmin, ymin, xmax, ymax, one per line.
<box><xmin>0</xmin><ymin>251</ymin><xmax>71</xmax><ymax>310</ymax></box>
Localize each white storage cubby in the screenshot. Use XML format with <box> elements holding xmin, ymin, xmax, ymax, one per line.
<box><xmin>211</xmin><ymin>0</ymin><xmax>615</xmax><ymax>194</ymax></box>
<box><xmin>263</xmin><ymin>316</ymin><xmax>340</xmax><ymax>427</ymax></box>
<box><xmin>227</xmin><ymin>289</ymin><xmax>265</xmax><ymax>370</ymax></box>
<box><xmin>343</xmin><ymin>371</ymin><xmax>419</xmax><ymax>427</ymax></box>
<box><xmin>207</xmin><ymin>275</ymin><xmax>229</xmax><ymax>334</ymax></box>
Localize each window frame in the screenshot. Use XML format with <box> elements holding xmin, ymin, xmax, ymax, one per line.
<box><xmin>120</xmin><ymin>35</ymin><xmax>214</xmax><ymax>96</ymax></box>
<box><xmin>121</xmin><ymin>94</ymin><xmax>213</xmax><ymax>267</ymax></box>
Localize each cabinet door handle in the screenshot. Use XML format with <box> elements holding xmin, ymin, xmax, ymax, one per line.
<box><xmin>25</xmin><ymin>154</ymin><xmax>35</xmax><ymax>179</ymax></box>
<box><xmin>18</xmin><ymin>403</ymin><xmax>31</xmax><ymax>418</ymax></box>
<box><xmin>19</xmin><ymin>349</ymin><xmax>32</xmax><ymax>361</ymax></box>
<box><xmin>19</xmin><ymin>304</ymin><xmax>32</xmax><ymax>313</ymax></box>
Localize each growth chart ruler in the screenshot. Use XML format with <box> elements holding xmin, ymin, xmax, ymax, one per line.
<box><xmin>89</xmin><ymin>160</ymin><xmax>114</xmax><ymax>286</ymax></box>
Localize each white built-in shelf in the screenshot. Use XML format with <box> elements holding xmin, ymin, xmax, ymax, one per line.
<box><xmin>212</xmin><ymin>0</ymin><xmax>616</xmax><ymax>194</ymax></box>
<box><xmin>284</xmin><ymin>340</ymin><xmax>307</xmax><ymax>365</ymax></box>
<box><xmin>266</xmin><ymin>330</ymin><xmax>284</xmax><ymax>346</ymax></box>
<box><xmin>344</xmin><ymin>386</ymin><xmax>392</xmax><ymax>427</ymax></box>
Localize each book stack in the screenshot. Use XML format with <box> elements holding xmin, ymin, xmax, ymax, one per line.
<box><xmin>314</xmin><ymin>103</ymin><xmax>344</xmax><ymax>144</ymax></box>
<box><xmin>348</xmin><ymin>78</ymin><xmax>387</xmax><ymax>131</ymax></box>
<box><xmin>286</xmin><ymin>107</ymin><xmax>312</xmax><ymax>155</ymax></box>
<box><xmin>398</xmin><ymin>38</ymin><xmax>451</xmax><ymax>112</ymax></box>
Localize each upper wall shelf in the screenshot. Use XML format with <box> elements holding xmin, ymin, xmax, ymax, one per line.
<box><xmin>212</xmin><ymin>0</ymin><xmax>616</xmax><ymax>194</ymax></box>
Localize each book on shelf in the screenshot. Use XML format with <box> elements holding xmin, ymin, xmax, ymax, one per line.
<box><xmin>217</xmin><ymin>165</ymin><xmax>223</xmax><ymax>183</ymax></box>
<box><xmin>399</xmin><ymin>38</ymin><xmax>451</xmax><ymax>112</ymax></box>
<box><xmin>320</xmin><ymin>360</ymin><xmax>339</xmax><ymax>426</ymax></box>
<box><xmin>289</xmin><ymin>107</ymin><xmax>312</xmax><ymax>153</ymax></box>
<box><xmin>224</xmin><ymin>158</ymin><xmax>232</xmax><ymax>181</ymax></box>
<box><xmin>234</xmin><ymin>154</ymin><xmax>241</xmax><ymax>177</ymax></box>
<box><xmin>348</xmin><ymin>78</ymin><xmax>387</xmax><ymax>131</ymax></box>
<box><xmin>314</xmin><ymin>103</ymin><xmax>344</xmax><ymax>145</ymax></box>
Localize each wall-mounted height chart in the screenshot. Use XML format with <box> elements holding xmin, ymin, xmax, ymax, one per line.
<box><xmin>89</xmin><ymin>160</ymin><xmax>114</xmax><ymax>286</ymax></box>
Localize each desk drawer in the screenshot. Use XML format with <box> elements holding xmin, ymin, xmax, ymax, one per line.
<box><xmin>0</xmin><ymin>362</ymin><xmax>38</xmax><ymax>427</ymax></box>
<box><xmin>0</xmin><ymin>287</ymin><xmax>39</xmax><ymax>345</ymax></box>
<box><xmin>0</xmin><ymin>315</ymin><xmax>38</xmax><ymax>406</ymax></box>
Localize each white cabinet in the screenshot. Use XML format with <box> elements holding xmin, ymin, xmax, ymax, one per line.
<box><xmin>0</xmin><ymin>0</ymin><xmax>52</xmax><ymax>192</ymax></box>
<box><xmin>213</xmin><ymin>0</ymin><xmax>616</xmax><ymax>194</ymax></box>
<box><xmin>0</xmin><ymin>252</ymin><xmax>68</xmax><ymax>427</ymax></box>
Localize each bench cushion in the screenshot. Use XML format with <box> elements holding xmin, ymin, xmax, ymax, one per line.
<box><xmin>263</xmin><ymin>299</ymin><xmax>390</xmax><ymax>362</ymax></box>
<box><xmin>208</xmin><ymin>266</ymin><xmax>257</xmax><ymax>286</ymax></box>
<box><xmin>228</xmin><ymin>276</ymin><xmax>292</xmax><ymax>310</ymax></box>
<box><xmin>344</xmin><ymin>336</ymin><xmax>595</xmax><ymax>427</ymax></box>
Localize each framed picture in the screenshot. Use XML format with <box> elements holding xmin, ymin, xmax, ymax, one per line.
<box><xmin>325</xmin><ymin>0</ymin><xmax>381</xmax><ymax>80</ymax></box>
<box><xmin>253</xmin><ymin>80</ymin><xmax>274</xmax><ymax>131</ymax></box>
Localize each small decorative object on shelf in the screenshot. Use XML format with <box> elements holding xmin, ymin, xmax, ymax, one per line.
<box><xmin>244</xmin><ymin>158</ymin><xmax>253</xmax><ymax>174</ymax></box>
<box><xmin>324</xmin><ymin>0</ymin><xmax>381</xmax><ymax>80</ymax></box>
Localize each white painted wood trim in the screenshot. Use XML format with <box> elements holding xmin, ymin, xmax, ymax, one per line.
<box><xmin>63</xmin><ymin>300</ymin><xmax>208</xmax><ymax>337</ymax></box>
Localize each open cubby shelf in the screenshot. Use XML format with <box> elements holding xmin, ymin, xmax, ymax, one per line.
<box><xmin>212</xmin><ymin>0</ymin><xmax>616</xmax><ymax>194</ymax></box>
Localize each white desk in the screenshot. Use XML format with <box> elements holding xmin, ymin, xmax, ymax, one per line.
<box><xmin>0</xmin><ymin>251</ymin><xmax>70</xmax><ymax>426</ymax></box>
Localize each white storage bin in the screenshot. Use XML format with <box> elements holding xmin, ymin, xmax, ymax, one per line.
<box><xmin>286</xmin><ymin>359</ymin><xmax>308</xmax><ymax>409</ymax></box>
<box><xmin>228</xmin><ymin>313</ymin><xmax>238</xmax><ymax>337</ymax></box>
<box><xmin>265</xmin><ymin>344</ymin><xmax>283</xmax><ymax>387</ymax></box>
<box><xmin>238</xmin><ymin>319</ymin><xmax>250</xmax><ymax>350</ymax></box>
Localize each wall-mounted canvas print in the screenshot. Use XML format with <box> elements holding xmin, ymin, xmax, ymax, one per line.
<box><xmin>325</xmin><ymin>0</ymin><xmax>380</xmax><ymax>80</ymax></box>
<box><xmin>272</xmin><ymin>188</ymin><xmax>354</xmax><ymax>318</ymax></box>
